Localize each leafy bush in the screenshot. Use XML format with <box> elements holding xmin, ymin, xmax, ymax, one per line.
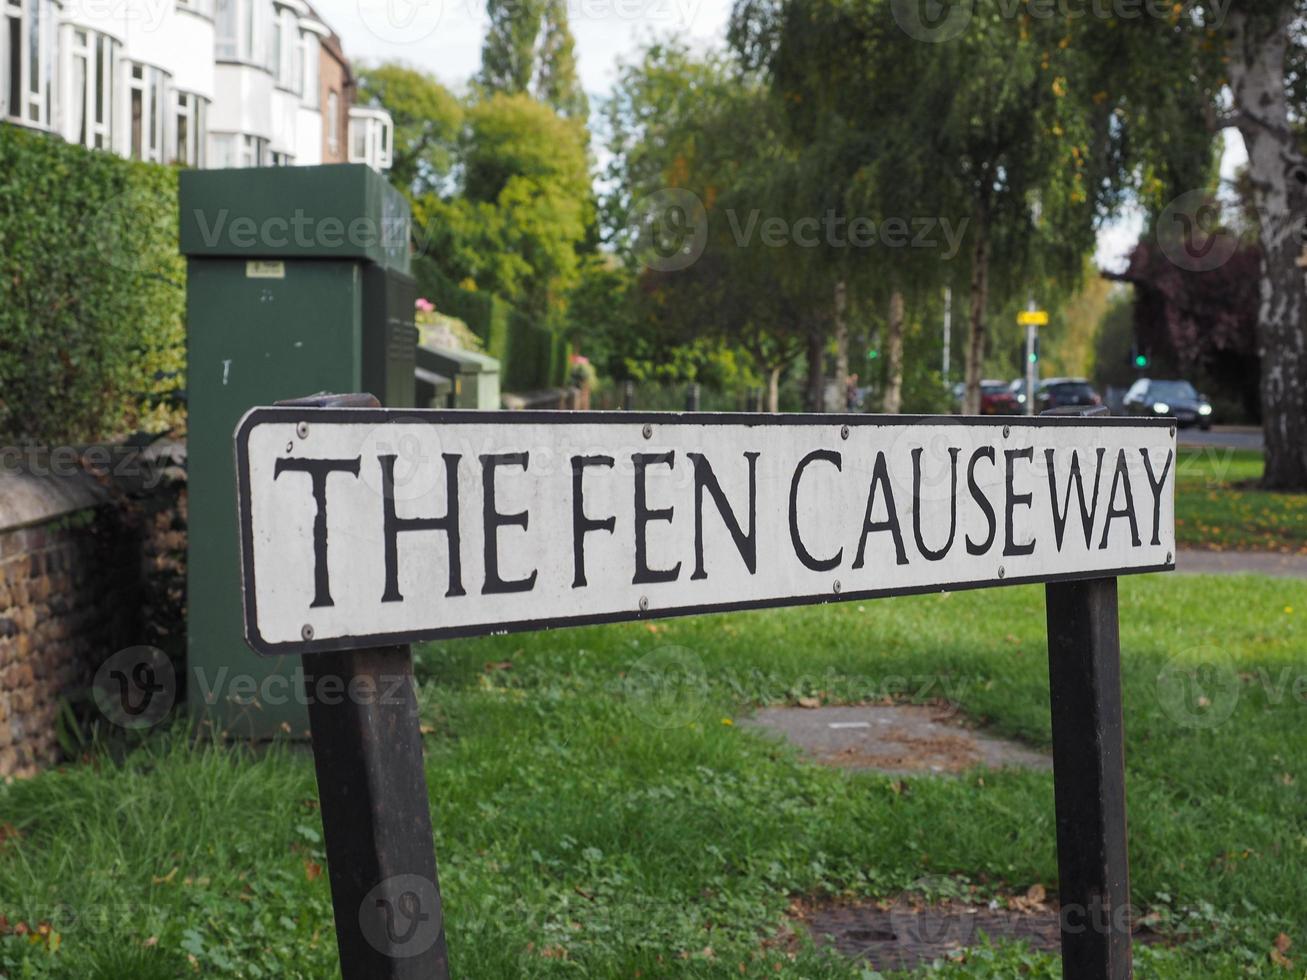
<box><xmin>413</xmin><ymin>256</ymin><xmax>567</xmax><ymax>391</ymax></box>
<box><xmin>0</xmin><ymin>126</ymin><xmax>184</xmax><ymax>444</ymax></box>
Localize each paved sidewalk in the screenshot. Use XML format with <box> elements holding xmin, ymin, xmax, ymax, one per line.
<box><xmin>1176</xmin><ymin>426</ymin><xmax>1263</xmax><ymax>451</ymax></box>
<box><xmin>1176</xmin><ymin>548</ymin><xmax>1307</xmax><ymax>579</ymax></box>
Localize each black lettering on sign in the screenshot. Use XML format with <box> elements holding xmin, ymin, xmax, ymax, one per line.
<box><xmin>1003</xmin><ymin>448</ymin><xmax>1036</xmax><ymax>557</ymax></box>
<box><xmin>379</xmin><ymin>453</ymin><xmax>464</xmax><ymax>603</ymax></box>
<box><xmin>1045</xmin><ymin>448</ymin><xmax>1105</xmax><ymax>551</ymax></box>
<box><xmin>571</xmin><ymin>455</ymin><xmax>616</xmax><ymax>588</ymax></box>
<box><xmin>1099</xmin><ymin>449</ymin><xmax>1141</xmax><ymax>549</ymax></box>
<box><xmin>688</xmin><ymin>452</ymin><xmax>759</xmax><ymax>580</ymax></box>
<box><xmin>273</xmin><ymin>456</ymin><xmax>360</xmax><ymax>608</ymax></box>
<box><xmin>480</xmin><ymin>453</ymin><xmax>538</xmax><ymax>594</ymax></box>
<box><xmin>632</xmin><ymin>452</ymin><xmax>682</xmax><ymax>585</ymax></box>
<box><xmin>911</xmin><ymin>446</ymin><xmax>960</xmax><ymax>561</ymax></box>
<box><xmin>789</xmin><ymin>450</ymin><xmax>842</xmax><ymax>572</ymax></box>
<box><xmin>1140</xmin><ymin>448</ymin><xmax>1174</xmax><ymax>546</ymax></box>
<box><xmin>853</xmin><ymin>451</ymin><xmax>908</xmax><ymax>568</ymax></box>
<box><xmin>965</xmin><ymin>447</ymin><xmax>996</xmax><ymax>556</ymax></box>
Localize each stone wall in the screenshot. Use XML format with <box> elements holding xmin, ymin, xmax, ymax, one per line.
<box><xmin>0</xmin><ymin>452</ymin><xmax>186</xmax><ymax>777</ymax></box>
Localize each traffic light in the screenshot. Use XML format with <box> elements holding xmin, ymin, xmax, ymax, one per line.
<box><xmin>867</xmin><ymin>348</ymin><xmax>879</xmax><ymax>360</ymax></box>
<box><xmin>1129</xmin><ymin>344</ymin><xmax>1149</xmax><ymax>369</ymax></box>
<box><xmin>1027</xmin><ymin>336</ymin><xmax>1040</xmax><ymax>364</ymax></box>
<box><xmin>1135</xmin><ymin>353</ymin><xmax>1149</xmax><ymax>369</ymax></box>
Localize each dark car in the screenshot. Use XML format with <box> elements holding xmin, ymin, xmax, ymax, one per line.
<box><xmin>1123</xmin><ymin>379</ymin><xmax>1213</xmax><ymax>429</ymax></box>
<box><xmin>1038</xmin><ymin>378</ymin><xmax>1103</xmax><ymax>411</ymax></box>
<box><xmin>980</xmin><ymin>379</ymin><xmax>1019</xmax><ymax>415</ymax></box>
<box><xmin>1007</xmin><ymin>377</ymin><xmax>1101</xmax><ymax>413</ymax></box>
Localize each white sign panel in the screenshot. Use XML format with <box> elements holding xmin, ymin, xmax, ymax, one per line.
<box><xmin>235</xmin><ymin>409</ymin><xmax>1176</xmax><ymax>655</ymax></box>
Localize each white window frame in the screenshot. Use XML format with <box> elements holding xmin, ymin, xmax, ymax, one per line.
<box><xmin>271</xmin><ymin>6</ymin><xmax>299</xmax><ymax>92</ymax></box>
<box><xmin>215</xmin><ymin>0</ymin><xmax>270</xmax><ymax>66</ymax></box>
<box><xmin>174</xmin><ymin>90</ymin><xmax>207</xmax><ymax>166</ymax></box>
<box><xmin>299</xmin><ymin>29</ymin><xmax>318</xmax><ymax>107</ymax></box>
<box><xmin>326</xmin><ymin>88</ymin><xmax>338</xmax><ymax>155</ymax></box>
<box><xmin>61</xmin><ymin>26</ymin><xmax>116</xmax><ymax>150</ymax></box>
<box><xmin>124</xmin><ymin>61</ymin><xmax>170</xmax><ymax>163</ymax></box>
<box><xmin>348</xmin><ymin>109</ymin><xmax>393</xmax><ymax>171</ymax></box>
<box><xmin>2</xmin><ymin>0</ymin><xmax>54</xmax><ymax>127</ymax></box>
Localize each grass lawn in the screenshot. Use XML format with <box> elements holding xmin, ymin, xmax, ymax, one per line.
<box><xmin>2</xmin><ymin>574</ymin><xmax>1305</xmax><ymax>977</ymax></box>
<box><xmin>1175</xmin><ymin>447</ymin><xmax>1307</xmax><ymax>553</ymax></box>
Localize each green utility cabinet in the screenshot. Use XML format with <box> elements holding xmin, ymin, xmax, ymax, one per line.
<box><xmin>416</xmin><ymin>344</ymin><xmax>501</xmax><ymax>409</ymax></box>
<box><xmin>180</xmin><ymin>165</ymin><xmax>416</xmax><ymax>738</ymax></box>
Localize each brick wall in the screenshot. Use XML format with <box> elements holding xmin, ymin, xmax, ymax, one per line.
<box><xmin>0</xmin><ymin>456</ymin><xmax>186</xmax><ymax>777</ymax></box>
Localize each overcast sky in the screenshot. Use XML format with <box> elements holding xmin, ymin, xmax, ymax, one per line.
<box><xmin>314</xmin><ymin>0</ymin><xmax>1247</xmax><ymax>273</ymax></box>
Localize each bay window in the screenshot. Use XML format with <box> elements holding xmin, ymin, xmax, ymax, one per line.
<box><xmin>174</xmin><ymin>90</ymin><xmax>207</xmax><ymax>166</ymax></box>
<box><xmin>215</xmin><ymin>0</ymin><xmax>269</xmax><ymax>65</ymax></box>
<box><xmin>209</xmin><ymin>131</ymin><xmax>268</xmax><ymax>168</ymax></box>
<box><xmin>272</xmin><ymin>5</ymin><xmax>299</xmax><ymax>91</ymax></box>
<box><xmin>126</xmin><ymin>62</ymin><xmax>169</xmax><ymax>162</ymax></box>
<box><xmin>2</xmin><ymin>0</ymin><xmax>53</xmax><ymax>127</ymax></box>
<box><xmin>299</xmin><ymin>30</ymin><xmax>317</xmax><ymax>107</ymax></box>
<box><xmin>63</xmin><ymin>27</ymin><xmax>116</xmax><ymax>150</ymax></box>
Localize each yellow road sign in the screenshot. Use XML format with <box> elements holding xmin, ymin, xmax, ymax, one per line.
<box><xmin>1018</xmin><ymin>310</ymin><xmax>1049</xmax><ymax>326</ymax></box>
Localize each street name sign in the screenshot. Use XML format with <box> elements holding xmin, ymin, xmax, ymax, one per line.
<box><xmin>1018</xmin><ymin>309</ymin><xmax>1050</xmax><ymax>326</ymax></box>
<box><xmin>235</xmin><ymin>408</ymin><xmax>1175</xmax><ymax>656</ymax></box>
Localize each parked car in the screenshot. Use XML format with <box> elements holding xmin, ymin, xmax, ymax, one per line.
<box><xmin>1007</xmin><ymin>377</ymin><xmax>1102</xmax><ymax>413</ymax></box>
<box><xmin>980</xmin><ymin>379</ymin><xmax>1020</xmax><ymax>415</ymax></box>
<box><xmin>1038</xmin><ymin>378</ymin><xmax>1103</xmax><ymax>411</ymax></box>
<box><xmin>1122</xmin><ymin>379</ymin><xmax>1214</xmax><ymax>429</ymax></box>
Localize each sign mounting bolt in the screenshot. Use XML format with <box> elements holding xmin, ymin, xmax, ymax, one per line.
<box><xmin>1166</xmin><ymin>551</ymin><xmax>1173</xmax><ymax>564</ymax></box>
<box><xmin>296</xmin><ymin>422</ymin><xmax>310</xmax><ymax>439</ymax></box>
<box><xmin>301</xmin><ymin>624</ymin><xmax>314</xmax><ymax>641</ymax></box>
<box><xmin>833</xmin><ymin>579</ymin><xmax>842</xmax><ymax>594</ymax></box>
<box><xmin>642</xmin><ymin>423</ymin><xmax>653</xmax><ymax>440</ymax></box>
<box><xmin>840</xmin><ymin>425</ymin><xmax>850</xmax><ymax>440</ymax></box>
<box><xmin>1003</xmin><ymin>425</ymin><xmax>1011</xmax><ymax>439</ymax></box>
<box><xmin>638</xmin><ymin>595</ymin><xmax>649</xmax><ymax>612</ymax></box>
<box><xmin>997</xmin><ymin>566</ymin><xmax>1006</xmax><ymax>579</ymax></box>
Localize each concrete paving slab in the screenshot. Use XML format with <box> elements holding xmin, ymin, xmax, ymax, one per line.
<box><xmin>739</xmin><ymin>704</ymin><xmax>1050</xmax><ymax>776</ymax></box>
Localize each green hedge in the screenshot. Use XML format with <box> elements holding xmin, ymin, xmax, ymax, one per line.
<box><xmin>0</xmin><ymin>125</ymin><xmax>184</xmax><ymax>444</ymax></box>
<box><xmin>413</xmin><ymin>256</ymin><xmax>568</xmax><ymax>392</ymax></box>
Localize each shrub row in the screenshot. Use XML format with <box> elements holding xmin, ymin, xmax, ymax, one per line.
<box><xmin>413</xmin><ymin>256</ymin><xmax>568</xmax><ymax>392</ymax></box>
<box><xmin>0</xmin><ymin>125</ymin><xmax>185</xmax><ymax>445</ymax></box>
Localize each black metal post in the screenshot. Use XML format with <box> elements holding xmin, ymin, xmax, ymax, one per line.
<box><xmin>1044</xmin><ymin>577</ymin><xmax>1132</xmax><ymax>980</ymax></box>
<box><xmin>304</xmin><ymin>645</ymin><xmax>450</xmax><ymax>979</ymax></box>
<box><xmin>686</xmin><ymin>382</ymin><xmax>701</xmax><ymax>411</ymax></box>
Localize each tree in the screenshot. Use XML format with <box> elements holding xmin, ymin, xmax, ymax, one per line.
<box><xmin>480</xmin><ymin>0</ymin><xmax>588</xmax><ymax>119</ymax></box>
<box><xmin>1224</xmin><ymin>6</ymin><xmax>1307</xmax><ymax>486</ymax></box>
<box><xmin>356</xmin><ymin>64</ymin><xmax>462</xmax><ymax>198</ymax></box>
<box><xmin>602</xmin><ymin>43</ymin><xmax>812</xmax><ymax>408</ymax></box>
<box><xmin>415</xmin><ymin>93</ymin><xmax>593</xmax><ymax>319</ymax></box>
<box><xmin>732</xmin><ymin>0</ymin><xmax>1112</xmax><ymax>416</ymax></box>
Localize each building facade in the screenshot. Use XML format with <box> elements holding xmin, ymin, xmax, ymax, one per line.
<box><xmin>0</xmin><ymin>0</ymin><xmax>391</xmax><ymax>170</ymax></box>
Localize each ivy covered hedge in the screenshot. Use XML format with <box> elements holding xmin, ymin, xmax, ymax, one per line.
<box><xmin>0</xmin><ymin>126</ymin><xmax>184</xmax><ymax>445</ymax></box>
<box><xmin>413</xmin><ymin>256</ymin><xmax>568</xmax><ymax>392</ymax></box>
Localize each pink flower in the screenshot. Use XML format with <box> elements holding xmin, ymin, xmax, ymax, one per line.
<box><xmin>570</xmin><ymin>354</ymin><xmax>590</xmax><ymax>365</ymax></box>
<box><xmin>415</xmin><ymin>297</ymin><xmax>435</xmax><ymax>313</ymax></box>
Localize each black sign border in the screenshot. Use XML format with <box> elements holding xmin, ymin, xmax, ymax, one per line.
<box><xmin>235</xmin><ymin>408</ymin><xmax>1177</xmax><ymax>657</ymax></box>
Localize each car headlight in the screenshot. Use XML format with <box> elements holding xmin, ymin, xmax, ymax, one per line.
<box><xmin>1152</xmin><ymin>402</ymin><xmax>1170</xmax><ymax>414</ymax></box>
<box><xmin>1199</xmin><ymin>404</ymin><xmax>1212</xmax><ymax>416</ymax></box>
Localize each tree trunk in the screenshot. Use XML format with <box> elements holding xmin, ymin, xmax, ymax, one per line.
<box><xmin>1228</xmin><ymin>9</ymin><xmax>1307</xmax><ymax>490</ymax></box>
<box><xmin>767</xmin><ymin>365</ymin><xmax>781</xmax><ymax>413</ymax></box>
<box><xmin>806</xmin><ymin>326</ymin><xmax>826</xmax><ymax>412</ymax></box>
<box><xmin>964</xmin><ymin>200</ymin><xmax>990</xmax><ymax>416</ymax></box>
<box><xmin>832</xmin><ymin>281</ymin><xmax>849</xmax><ymax>410</ymax></box>
<box><xmin>883</xmin><ymin>289</ymin><xmax>905</xmax><ymax>413</ymax></box>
